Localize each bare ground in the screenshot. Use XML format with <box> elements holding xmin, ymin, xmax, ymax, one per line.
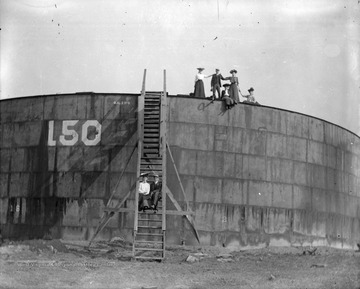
<box><xmin>0</xmin><ymin>239</ymin><xmax>360</xmax><ymax>289</ymax></box>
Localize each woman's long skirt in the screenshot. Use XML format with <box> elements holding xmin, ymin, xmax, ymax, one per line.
<box><xmin>229</xmin><ymin>83</ymin><xmax>240</xmax><ymax>103</ymax></box>
<box><xmin>194</xmin><ymin>80</ymin><xmax>205</xmax><ymax>98</ymax></box>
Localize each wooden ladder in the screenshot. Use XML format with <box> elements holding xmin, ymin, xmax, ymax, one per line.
<box><xmin>133</xmin><ymin>90</ymin><xmax>166</xmax><ymax>261</ymax></box>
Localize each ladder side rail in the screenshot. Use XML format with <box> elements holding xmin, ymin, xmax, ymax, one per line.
<box><xmin>161</xmin><ymin>70</ymin><xmax>167</xmax><ymax>259</ymax></box>
<box><xmin>134</xmin><ymin>69</ymin><xmax>146</xmax><ymax>232</ymax></box>
<box><xmin>161</xmin><ymin>70</ymin><xmax>167</xmax><ymax>233</ymax></box>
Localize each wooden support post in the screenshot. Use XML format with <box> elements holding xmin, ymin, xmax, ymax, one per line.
<box><xmin>105</xmin><ymin>143</ymin><xmax>137</xmax><ymax>207</ymax></box>
<box><xmin>166</xmin><ymin>142</ymin><xmax>192</xmax><ymax>212</ymax></box>
<box><xmin>165</xmin><ymin>186</ymin><xmax>200</xmax><ymax>243</ymax></box>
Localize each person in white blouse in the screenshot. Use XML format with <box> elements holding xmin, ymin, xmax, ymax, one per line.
<box><xmin>138</xmin><ymin>173</ymin><xmax>151</xmax><ymax>211</ymax></box>
<box><xmin>193</xmin><ymin>68</ymin><xmax>212</xmax><ymax>98</ymax></box>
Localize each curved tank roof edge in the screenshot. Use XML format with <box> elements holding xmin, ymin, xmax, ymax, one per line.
<box><xmin>0</xmin><ymin>92</ymin><xmax>141</xmax><ymax>103</ymax></box>
<box><xmin>0</xmin><ymin>92</ymin><xmax>358</xmax><ymax>139</ymax></box>
<box><xmin>170</xmin><ymin>95</ymin><xmax>360</xmax><ymax>139</ymax></box>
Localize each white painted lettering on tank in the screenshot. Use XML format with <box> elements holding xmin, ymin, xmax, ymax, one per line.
<box><xmin>48</xmin><ymin>120</ymin><xmax>102</xmax><ymax>146</ymax></box>
<box><xmin>81</xmin><ymin>120</ymin><xmax>102</xmax><ymax>146</ymax></box>
<box><xmin>47</xmin><ymin>120</ymin><xmax>56</xmax><ymax>146</ymax></box>
<box><xmin>59</xmin><ymin>120</ymin><xmax>79</xmax><ymax>146</ymax></box>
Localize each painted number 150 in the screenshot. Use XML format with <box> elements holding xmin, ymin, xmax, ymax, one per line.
<box><xmin>48</xmin><ymin>120</ymin><xmax>102</xmax><ymax>146</ymax></box>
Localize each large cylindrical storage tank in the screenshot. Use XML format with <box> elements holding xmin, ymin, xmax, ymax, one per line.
<box><xmin>0</xmin><ymin>93</ymin><xmax>139</xmax><ymax>240</ymax></box>
<box><xmin>1</xmin><ymin>93</ymin><xmax>360</xmax><ymax>250</ymax></box>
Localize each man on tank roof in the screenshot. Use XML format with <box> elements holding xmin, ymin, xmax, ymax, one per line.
<box><xmin>210</xmin><ymin>68</ymin><xmax>226</xmax><ymax>101</ymax></box>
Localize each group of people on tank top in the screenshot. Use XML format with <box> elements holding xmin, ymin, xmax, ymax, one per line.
<box><xmin>193</xmin><ymin>67</ymin><xmax>259</xmax><ymax>110</ymax></box>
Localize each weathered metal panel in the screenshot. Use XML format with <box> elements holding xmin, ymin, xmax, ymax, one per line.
<box><xmin>1</xmin><ymin>94</ymin><xmax>360</xmax><ymax>250</ymax></box>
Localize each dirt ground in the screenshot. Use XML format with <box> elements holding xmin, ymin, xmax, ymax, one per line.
<box><xmin>0</xmin><ymin>238</ymin><xmax>360</xmax><ymax>289</ymax></box>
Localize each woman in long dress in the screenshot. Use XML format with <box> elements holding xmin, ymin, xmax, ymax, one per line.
<box><xmin>224</xmin><ymin>69</ymin><xmax>241</xmax><ymax>104</ymax></box>
<box><xmin>194</xmin><ymin>68</ymin><xmax>212</xmax><ymax>98</ymax></box>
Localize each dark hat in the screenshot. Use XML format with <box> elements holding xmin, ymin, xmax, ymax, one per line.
<box><xmin>248</xmin><ymin>87</ymin><xmax>254</xmax><ymax>92</ymax></box>
<box><xmin>215</xmin><ymin>68</ymin><xmax>220</xmax><ymax>71</ymax></box>
<box><xmin>230</xmin><ymin>69</ymin><xmax>237</xmax><ymax>74</ymax></box>
<box><xmin>197</xmin><ymin>67</ymin><xmax>204</xmax><ymax>71</ymax></box>
<box><xmin>140</xmin><ymin>172</ymin><xmax>149</xmax><ymax>177</ymax></box>
<box><xmin>223</xmin><ymin>83</ymin><xmax>230</xmax><ymax>87</ymax></box>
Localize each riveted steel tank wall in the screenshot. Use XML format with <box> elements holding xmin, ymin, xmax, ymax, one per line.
<box><xmin>0</xmin><ymin>94</ymin><xmax>139</xmax><ymax>240</ymax></box>
<box><xmin>166</xmin><ymin>97</ymin><xmax>360</xmax><ymax>249</ymax></box>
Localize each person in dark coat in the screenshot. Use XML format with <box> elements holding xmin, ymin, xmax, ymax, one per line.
<box><xmin>150</xmin><ymin>175</ymin><xmax>162</xmax><ymax>211</ymax></box>
<box><xmin>224</xmin><ymin>69</ymin><xmax>241</xmax><ymax>104</ymax></box>
<box><xmin>210</xmin><ymin>69</ymin><xmax>225</xmax><ymax>100</ymax></box>
<box><xmin>221</xmin><ymin>84</ymin><xmax>234</xmax><ymax>110</ymax></box>
<box><xmin>193</xmin><ymin>68</ymin><xmax>212</xmax><ymax>98</ymax></box>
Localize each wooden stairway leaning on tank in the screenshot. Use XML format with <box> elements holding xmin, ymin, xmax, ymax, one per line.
<box><xmin>88</xmin><ymin>70</ymin><xmax>200</xmax><ymax>261</ymax></box>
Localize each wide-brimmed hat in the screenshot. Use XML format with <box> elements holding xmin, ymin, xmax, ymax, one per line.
<box><xmin>230</xmin><ymin>69</ymin><xmax>237</xmax><ymax>74</ymax></box>
<box><xmin>248</xmin><ymin>87</ymin><xmax>254</xmax><ymax>92</ymax></box>
<box><xmin>223</xmin><ymin>83</ymin><xmax>230</xmax><ymax>87</ymax></box>
<box><xmin>140</xmin><ymin>172</ymin><xmax>149</xmax><ymax>177</ymax></box>
<box><xmin>197</xmin><ymin>67</ymin><xmax>204</xmax><ymax>71</ymax></box>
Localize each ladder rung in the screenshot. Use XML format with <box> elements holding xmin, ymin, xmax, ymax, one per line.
<box><xmin>143</xmin><ymin>138</ymin><xmax>160</xmax><ymax>143</ymax></box>
<box><xmin>136</xmin><ymin>233</ymin><xmax>163</xmax><ymax>237</ymax></box>
<box><xmin>145</xmin><ymin>113</ymin><xmax>160</xmax><ymax>116</ymax></box>
<box><xmin>144</xmin><ymin>119</ymin><xmax>160</xmax><ymax>123</ymax></box>
<box><xmin>145</xmin><ymin>104</ymin><xmax>160</xmax><ymax>108</ymax></box>
<box><xmin>141</xmin><ymin>156</ymin><xmax>162</xmax><ymax>160</ymax></box>
<box><xmin>143</xmin><ymin>145</ymin><xmax>159</xmax><ymax>149</ymax></box>
<box><xmin>144</xmin><ymin>122</ymin><xmax>160</xmax><ymax>126</ymax></box>
<box><xmin>143</xmin><ymin>152</ymin><xmax>161</xmax><ymax>158</ymax></box>
<box><xmin>135</xmin><ymin>240</ymin><xmax>163</xmax><ymax>244</ymax></box>
<box><xmin>145</xmin><ymin>94</ymin><xmax>162</xmax><ymax>98</ymax></box>
<box><xmin>141</xmin><ymin>159</ymin><xmax>162</xmax><ymax>163</ymax></box>
<box><xmin>144</xmin><ymin>124</ymin><xmax>160</xmax><ymax>134</ymax></box>
<box><xmin>144</xmin><ymin>132</ymin><xmax>159</xmax><ymax>137</ymax></box>
<box><xmin>145</xmin><ymin>99</ymin><xmax>160</xmax><ymax>103</ymax></box>
<box><xmin>145</xmin><ymin>106</ymin><xmax>160</xmax><ymax>114</ymax></box>
<box><xmin>144</xmin><ymin>109</ymin><xmax>159</xmax><ymax>111</ymax></box>
<box><xmin>135</xmin><ymin>248</ymin><xmax>164</xmax><ymax>252</ymax></box>
<box><xmin>138</xmin><ymin>211</ymin><xmax>160</xmax><ymax>215</ymax></box>
<box><xmin>138</xmin><ymin>219</ymin><xmax>162</xmax><ymax>222</ymax></box>
<box><xmin>138</xmin><ymin>226</ymin><xmax>162</xmax><ymax>229</ymax></box>
<box><xmin>143</xmin><ymin>149</ymin><xmax>159</xmax><ymax>153</ymax></box>
<box><xmin>134</xmin><ymin>256</ymin><xmax>163</xmax><ymax>260</ymax></box>
<box><xmin>145</xmin><ymin>94</ymin><xmax>161</xmax><ymax>97</ymax></box>
<box><xmin>144</xmin><ymin>124</ymin><xmax>160</xmax><ymax>127</ymax></box>
<box><xmin>141</xmin><ymin>161</ymin><xmax>162</xmax><ymax>167</ymax></box>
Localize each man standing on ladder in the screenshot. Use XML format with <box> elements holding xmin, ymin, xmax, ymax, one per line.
<box><xmin>150</xmin><ymin>174</ymin><xmax>162</xmax><ymax>211</ymax></box>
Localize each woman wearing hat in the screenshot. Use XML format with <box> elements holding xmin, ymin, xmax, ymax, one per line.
<box><xmin>193</xmin><ymin>68</ymin><xmax>212</xmax><ymax>98</ymax></box>
<box><xmin>241</xmin><ymin>87</ymin><xmax>258</xmax><ymax>104</ymax></box>
<box><xmin>224</xmin><ymin>69</ymin><xmax>241</xmax><ymax>105</ymax></box>
<box><xmin>138</xmin><ymin>173</ymin><xmax>151</xmax><ymax>211</ymax></box>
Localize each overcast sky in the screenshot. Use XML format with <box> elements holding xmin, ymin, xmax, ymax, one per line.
<box><xmin>1</xmin><ymin>0</ymin><xmax>359</xmax><ymax>135</ymax></box>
